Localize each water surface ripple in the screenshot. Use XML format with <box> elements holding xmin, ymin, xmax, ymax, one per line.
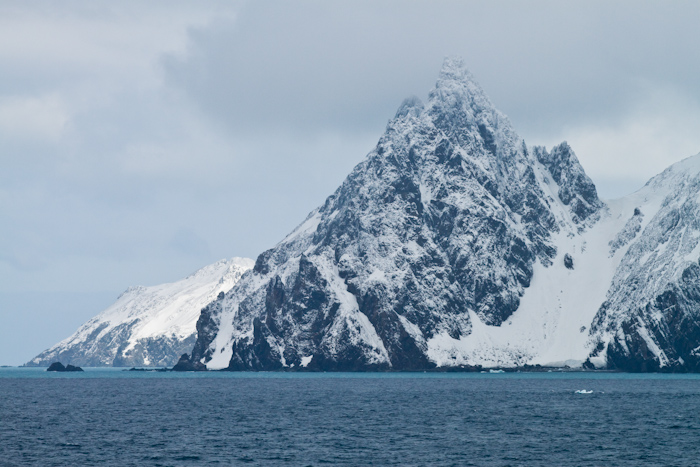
<box><xmin>1</xmin><ymin>370</ymin><xmax>699</xmax><ymax>466</ymax></box>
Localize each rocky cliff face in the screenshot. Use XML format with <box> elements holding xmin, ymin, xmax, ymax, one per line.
<box><xmin>588</xmin><ymin>157</ymin><xmax>700</xmax><ymax>372</ymax></box>
<box><xmin>191</xmin><ymin>58</ymin><xmax>605</xmax><ymax>371</ymax></box>
<box><xmin>28</xmin><ymin>258</ymin><xmax>253</xmax><ymax>367</ymax></box>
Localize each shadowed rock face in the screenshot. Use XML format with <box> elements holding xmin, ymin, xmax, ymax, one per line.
<box><xmin>596</xmin><ymin>265</ymin><xmax>700</xmax><ymax>373</ymax></box>
<box><xmin>534</xmin><ymin>142</ymin><xmax>603</xmax><ymax>227</ymax></box>
<box><xmin>587</xmin><ymin>158</ymin><xmax>700</xmax><ymax>372</ymax></box>
<box><xmin>171</xmin><ymin>353</ymin><xmax>207</xmax><ymax>372</ymax></box>
<box><xmin>191</xmin><ymin>58</ymin><xmax>602</xmax><ymax>371</ymax></box>
<box><xmin>592</xmin><ymin>247</ymin><xmax>700</xmax><ymax>373</ymax></box>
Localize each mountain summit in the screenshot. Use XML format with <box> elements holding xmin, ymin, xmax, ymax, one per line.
<box><xmin>189</xmin><ymin>58</ymin><xmax>609</xmax><ymax>371</ymax></box>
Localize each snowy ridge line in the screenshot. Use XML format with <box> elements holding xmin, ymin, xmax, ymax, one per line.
<box><xmin>28</xmin><ymin>257</ymin><xmax>254</xmax><ymax>367</ymax></box>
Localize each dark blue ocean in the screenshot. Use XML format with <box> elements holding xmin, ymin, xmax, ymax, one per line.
<box><xmin>1</xmin><ymin>369</ymin><xmax>700</xmax><ymax>466</ymax></box>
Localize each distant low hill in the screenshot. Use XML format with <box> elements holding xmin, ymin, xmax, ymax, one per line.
<box><xmin>28</xmin><ymin>258</ymin><xmax>253</xmax><ymax>367</ymax></box>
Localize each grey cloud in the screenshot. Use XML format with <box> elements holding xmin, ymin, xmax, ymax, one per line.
<box><xmin>170</xmin><ymin>228</ymin><xmax>211</xmax><ymax>257</ymax></box>
<box><xmin>164</xmin><ymin>1</ymin><xmax>700</xmax><ymax>144</ymax></box>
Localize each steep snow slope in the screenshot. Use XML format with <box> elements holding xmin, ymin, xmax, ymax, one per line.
<box><xmin>436</xmin><ymin>180</ymin><xmax>656</xmax><ymax>368</ymax></box>
<box><xmin>189</xmin><ymin>58</ymin><xmax>606</xmax><ymax>371</ymax></box>
<box><xmin>423</xmin><ymin>143</ymin><xmax>614</xmax><ymax>368</ymax></box>
<box><xmin>431</xmin><ymin>152</ymin><xmax>700</xmax><ymax>371</ymax></box>
<box><xmin>28</xmin><ymin>258</ymin><xmax>253</xmax><ymax>367</ymax></box>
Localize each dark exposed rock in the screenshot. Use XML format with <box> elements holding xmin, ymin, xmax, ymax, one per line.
<box><xmin>47</xmin><ymin>362</ymin><xmax>83</xmax><ymax>372</ymax></box>
<box><xmin>581</xmin><ymin>359</ymin><xmax>595</xmax><ymax>370</ymax></box>
<box><xmin>596</xmin><ymin>264</ymin><xmax>700</xmax><ymax>372</ymax></box>
<box><xmin>535</xmin><ymin>142</ymin><xmax>603</xmax><ymax>226</ymax></box>
<box><xmin>587</xmin><ymin>167</ymin><xmax>700</xmax><ymax>372</ymax></box>
<box><xmin>171</xmin><ymin>353</ymin><xmax>207</xmax><ymax>372</ymax></box>
<box><xmin>47</xmin><ymin>362</ymin><xmax>65</xmax><ymax>371</ymax></box>
<box><xmin>564</xmin><ymin>254</ymin><xmax>574</xmax><ymax>270</ymax></box>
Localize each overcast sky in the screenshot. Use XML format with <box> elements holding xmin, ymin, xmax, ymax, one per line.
<box><xmin>2</xmin><ymin>1</ymin><xmax>700</xmax><ymax>365</ymax></box>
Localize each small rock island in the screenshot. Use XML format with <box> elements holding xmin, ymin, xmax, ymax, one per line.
<box><xmin>47</xmin><ymin>362</ymin><xmax>84</xmax><ymax>372</ymax></box>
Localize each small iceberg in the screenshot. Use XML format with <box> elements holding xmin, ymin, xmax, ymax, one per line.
<box><xmin>489</xmin><ymin>369</ymin><xmax>505</xmax><ymax>374</ymax></box>
<box><xmin>575</xmin><ymin>389</ymin><xmax>593</xmax><ymax>394</ymax></box>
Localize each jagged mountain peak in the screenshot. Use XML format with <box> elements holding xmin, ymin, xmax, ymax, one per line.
<box><xmin>427</xmin><ymin>57</ymin><xmax>511</xmax><ymax>139</ymax></box>
<box><xmin>533</xmin><ymin>142</ymin><xmax>603</xmax><ymax>226</ymax></box>
<box><xmin>438</xmin><ymin>56</ymin><xmax>471</xmax><ymax>77</ymax></box>
<box><xmin>190</xmin><ymin>59</ymin><xmax>606</xmax><ymax>371</ymax></box>
<box><xmin>433</xmin><ymin>56</ymin><xmax>484</xmax><ymax>99</ymax></box>
<box><xmin>394</xmin><ymin>96</ymin><xmax>424</xmax><ymax>119</ymax></box>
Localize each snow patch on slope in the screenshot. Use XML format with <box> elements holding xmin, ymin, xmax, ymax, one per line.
<box><xmin>29</xmin><ymin>258</ymin><xmax>253</xmax><ymax>367</ymax></box>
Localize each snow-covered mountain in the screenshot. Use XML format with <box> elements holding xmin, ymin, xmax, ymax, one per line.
<box><xmin>43</xmin><ymin>58</ymin><xmax>700</xmax><ymax>372</ymax></box>
<box><xmin>186</xmin><ymin>57</ymin><xmax>619</xmax><ymax>371</ymax></box>
<box><xmin>589</xmin><ymin>157</ymin><xmax>700</xmax><ymax>371</ymax></box>
<box><xmin>182</xmin><ymin>58</ymin><xmax>700</xmax><ymax>372</ymax></box>
<box><xmin>28</xmin><ymin>258</ymin><xmax>254</xmax><ymax>367</ymax></box>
